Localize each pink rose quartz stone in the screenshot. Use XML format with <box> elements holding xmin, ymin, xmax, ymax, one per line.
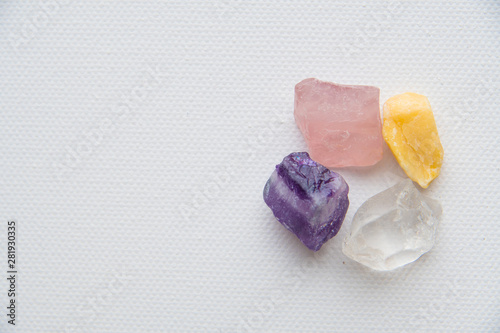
<box><xmin>294</xmin><ymin>78</ymin><xmax>384</xmax><ymax>168</ymax></box>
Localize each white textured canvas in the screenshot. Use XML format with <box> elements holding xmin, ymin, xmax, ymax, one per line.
<box><xmin>0</xmin><ymin>1</ymin><xmax>499</xmax><ymax>332</ymax></box>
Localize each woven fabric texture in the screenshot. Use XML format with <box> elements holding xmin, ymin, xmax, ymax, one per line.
<box><xmin>0</xmin><ymin>1</ymin><xmax>498</xmax><ymax>332</ymax></box>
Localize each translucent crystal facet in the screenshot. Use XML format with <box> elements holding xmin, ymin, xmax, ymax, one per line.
<box><xmin>294</xmin><ymin>78</ymin><xmax>384</xmax><ymax>167</ymax></box>
<box><xmin>263</xmin><ymin>152</ymin><xmax>349</xmax><ymax>251</ymax></box>
<box><xmin>342</xmin><ymin>179</ymin><xmax>442</xmax><ymax>271</ymax></box>
<box><xmin>383</xmin><ymin>93</ymin><xmax>444</xmax><ymax>188</ymax></box>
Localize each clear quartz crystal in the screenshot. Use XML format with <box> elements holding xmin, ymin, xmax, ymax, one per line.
<box><xmin>342</xmin><ymin>179</ymin><xmax>442</xmax><ymax>271</ymax></box>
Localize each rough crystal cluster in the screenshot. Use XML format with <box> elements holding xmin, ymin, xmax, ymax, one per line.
<box><xmin>342</xmin><ymin>179</ymin><xmax>442</xmax><ymax>271</ymax></box>
<box><xmin>294</xmin><ymin>78</ymin><xmax>384</xmax><ymax>168</ymax></box>
<box><xmin>263</xmin><ymin>152</ymin><xmax>349</xmax><ymax>251</ymax></box>
<box><xmin>383</xmin><ymin>93</ymin><xmax>444</xmax><ymax>188</ymax></box>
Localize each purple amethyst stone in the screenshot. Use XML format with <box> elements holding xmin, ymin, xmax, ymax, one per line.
<box><xmin>263</xmin><ymin>152</ymin><xmax>349</xmax><ymax>251</ymax></box>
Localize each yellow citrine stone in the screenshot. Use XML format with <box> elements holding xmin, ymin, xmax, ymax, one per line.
<box><xmin>382</xmin><ymin>93</ymin><xmax>444</xmax><ymax>188</ymax></box>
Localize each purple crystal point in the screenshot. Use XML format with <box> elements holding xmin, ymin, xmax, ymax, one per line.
<box><xmin>263</xmin><ymin>152</ymin><xmax>350</xmax><ymax>251</ymax></box>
